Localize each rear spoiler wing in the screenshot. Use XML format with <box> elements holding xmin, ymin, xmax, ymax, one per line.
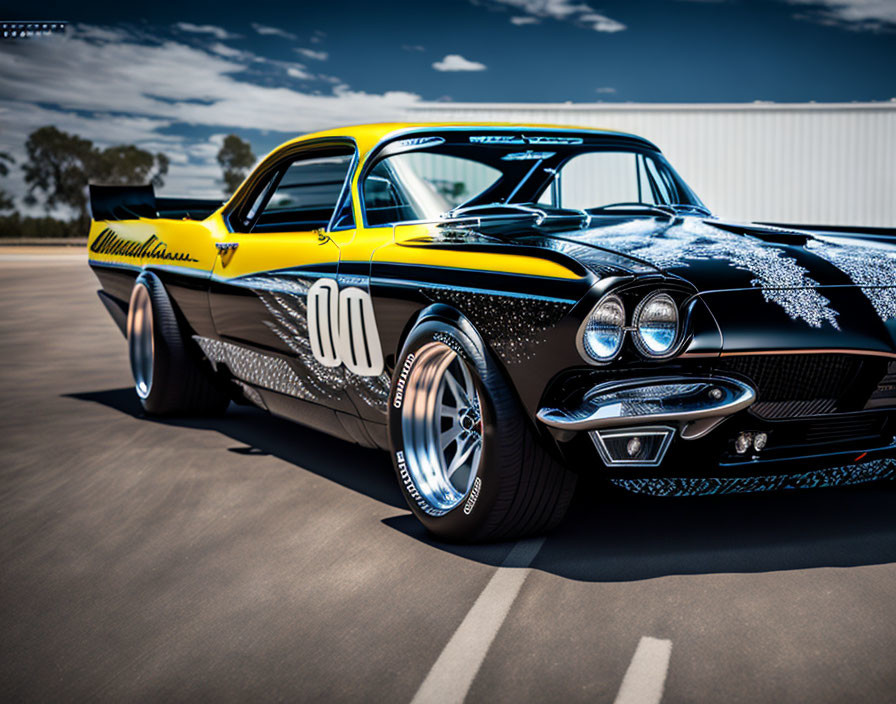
<box><xmin>89</xmin><ymin>183</ymin><xmax>223</xmax><ymax>221</ymax></box>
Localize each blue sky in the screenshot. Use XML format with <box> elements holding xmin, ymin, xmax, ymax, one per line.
<box><xmin>1</xmin><ymin>0</ymin><xmax>894</xmax><ymax>206</ymax></box>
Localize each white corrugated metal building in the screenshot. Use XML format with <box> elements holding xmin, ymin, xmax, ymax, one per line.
<box><xmin>405</xmin><ymin>102</ymin><xmax>896</xmax><ymax>228</ymax></box>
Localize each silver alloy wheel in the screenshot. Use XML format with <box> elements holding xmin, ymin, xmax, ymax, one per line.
<box><xmin>127</xmin><ymin>284</ymin><xmax>154</xmax><ymax>400</ymax></box>
<box><xmin>400</xmin><ymin>342</ymin><xmax>483</xmax><ymax>514</ymax></box>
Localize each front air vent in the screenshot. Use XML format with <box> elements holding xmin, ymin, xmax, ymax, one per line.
<box><xmin>718</xmin><ymin>354</ymin><xmax>884</xmax><ymax>418</ymax></box>
<box><xmin>801</xmin><ymin>414</ymin><xmax>887</xmax><ymax>445</ymax></box>
<box><xmin>866</xmin><ymin>361</ymin><xmax>896</xmax><ymax>410</ymax></box>
<box><xmin>752</xmin><ymin>398</ymin><xmax>838</xmax><ymax>419</ymax></box>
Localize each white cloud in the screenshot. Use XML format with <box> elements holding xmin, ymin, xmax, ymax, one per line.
<box><xmin>510</xmin><ymin>16</ymin><xmax>541</xmax><ymax>24</ymax></box>
<box><xmin>175</xmin><ymin>23</ymin><xmax>240</xmax><ymax>40</ymax></box>
<box><xmin>432</xmin><ymin>54</ymin><xmax>487</xmax><ymax>71</ymax></box>
<box><xmin>0</xmin><ymin>25</ymin><xmax>418</xmax><ymax>132</ymax></box>
<box><xmin>286</xmin><ymin>64</ymin><xmax>312</xmax><ymax>79</ymax></box>
<box><xmin>295</xmin><ymin>47</ymin><xmax>329</xmax><ymax>61</ymax></box>
<box><xmin>595</xmin><ymin>86</ymin><xmax>616</xmax><ymax>93</ymax></box>
<box><xmin>251</xmin><ymin>23</ymin><xmax>298</xmax><ymax>40</ymax></box>
<box><xmin>208</xmin><ymin>42</ymin><xmax>250</xmax><ymax>59</ymax></box>
<box><xmin>0</xmin><ymin>24</ymin><xmax>420</xmax><ymax>211</ymax></box>
<box><xmin>579</xmin><ymin>13</ymin><xmax>626</xmax><ymax>32</ymax></box>
<box><xmin>783</xmin><ymin>0</ymin><xmax>896</xmax><ymax>30</ymax></box>
<box><xmin>478</xmin><ymin>1</ymin><xmax>627</xmax><ymax>32</ymax></box>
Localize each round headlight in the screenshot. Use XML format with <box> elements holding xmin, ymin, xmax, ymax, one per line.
<box><xmin>634</xmin><ymin>292</ymin><xmax>679</xmax><ymax>357</ymax></box>
<box><xmin>581</xmin><ymin>295</ymin><xmax>625</xmax><ymax>362</ymax></box>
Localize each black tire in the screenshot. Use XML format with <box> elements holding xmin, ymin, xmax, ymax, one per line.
<box><xmin>388</xmin><ymin>315</ymin><xmax>577</xmax><ymax>542</ymax></box>
<box><xmin>127</xmin><ymin>272</ymin><xmax>230</xmax><ymax>416</ymax></box>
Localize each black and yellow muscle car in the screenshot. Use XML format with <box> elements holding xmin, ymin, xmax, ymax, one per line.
<box><xmin>87</xmin><ymin>122</ymin><xmax>896</xmax><ymax>541</ymax></box>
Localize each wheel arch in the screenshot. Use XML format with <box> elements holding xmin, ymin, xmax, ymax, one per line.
<box><xmin>132</xmin><ymin>269</ymin><xmax>201</xmax><ymax>345</ymax></box>
<box><xmin>395</xmin><ymin>303</ymin><xmax>490</xmax><ymax>373</ymax></box>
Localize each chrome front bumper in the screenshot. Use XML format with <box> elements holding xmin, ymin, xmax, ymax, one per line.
<box><xmin>536</xmin><ymin>376</ymin><xmax>756</xmax><ymax>436</ymax></box>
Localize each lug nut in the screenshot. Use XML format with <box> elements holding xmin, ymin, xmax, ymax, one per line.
<box><xmin>753</xmin><ymin>432</ymin><xmax>768</xmax><ymax>451</ymax></box>
<box><xmin>735</xmin><ymin>432</ymin><xmax>753</xmax><ymax>455</ymax></box>
<box><xmin>627</xmin><ymin>437</ymin><xmax>642</xmax><ymax>457</ymax></box>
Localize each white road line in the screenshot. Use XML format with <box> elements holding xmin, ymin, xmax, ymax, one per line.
<box><xmin>410</xmin><ymin>537</ymin><xmax>546</xmax><ymax>704</ymax></box>
<box><xmin>613</xmin><ymin>636</ymin><xmax>673</xmax><ymax>704</ymax></box>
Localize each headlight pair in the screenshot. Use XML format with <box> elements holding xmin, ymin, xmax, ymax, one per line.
<box><xmin>580</xmin><ymin>291</ymin><xmax>680</xmax><ymax>363</ymax></box>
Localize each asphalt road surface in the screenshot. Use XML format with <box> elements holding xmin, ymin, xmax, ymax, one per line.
<box><xmin>2</xmin><ymin>252</ymin><xmax>895</xmax><ymax>703</ymax></box>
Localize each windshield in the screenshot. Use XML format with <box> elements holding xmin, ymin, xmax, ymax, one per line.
<box><xmin>360</xmin><ymin>130</ymin><xmax>705</xmax><ymax>226</ymax></box>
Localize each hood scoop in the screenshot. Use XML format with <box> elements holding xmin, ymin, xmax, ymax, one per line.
<box><xmin>709</xmin><ymin>220</ymin><xmax>814</xmax><ymax>246</ymax></box>
<box><xmin>437</xmin><ymin>204</ymin><xmax>589</xmax><ymax>237</ymax></box>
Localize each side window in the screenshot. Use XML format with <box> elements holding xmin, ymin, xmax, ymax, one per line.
<box><xmin>252</xmin><ymin>151</ymin><xmax>354</xmax><ymax>233</ymax></box>
<box><xmin>548</xmin><ymin>151</ymin><xmax>678</xmax><ymax>210</ymax></box>
<box><xmin>557</xmin><ymin>152</ymin><xmax>641</xmax><ymax>210</ymax></box>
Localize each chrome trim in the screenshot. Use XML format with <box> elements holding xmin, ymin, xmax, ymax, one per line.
<box><xmin>680</xmin><ymin>416</ymin><xmax>729</xmax><ymax>440</ymax></box>
<box><xmin>127</xmin><ymin>283</ymin><xmax>154</xmax><ymax>399</ymax></box>
<box><xmin>590</xmin><ymin>425</ymin><xmax>675</xmax><ymax>468</ymax></box>
<box><xmin>537</xmin><ymin>376</ymin><xmax>756</xmax><ymax>431</ymax></box>
<box><xmin>720</xmin><ymin>348</ymin><xmax>896</xmax><ymax>359</ymax></box>
<box><xmin>399</xmin><ymin>342</ymin><xmax>483</xmax><ymax>515</ymax></box>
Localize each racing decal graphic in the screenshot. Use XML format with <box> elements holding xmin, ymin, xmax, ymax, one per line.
<box><xmin>307</xmin><ymin>278</ymin><xmax>341</xmax><ymax>368</ymax></box>
<box><xmin>307</xmin><ymin>278</ymin><xmax>384</xmax><ymax>377</ymax></box>
<box><xmin>90</xmin><ymin>229</ymin><xmax>198</xmax><ymax>263</ymax></box>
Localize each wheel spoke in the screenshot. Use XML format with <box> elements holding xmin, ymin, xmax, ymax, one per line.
<box><xmin>441</xmin><ymin>424</ymin><xmax>462</xmax><ymax>450</ymax></box>
<box><xmin>459</xmin><ymin>362</ymin><xmax>476</xmax><ymax>403</ymax></box>
<box><xmin>443</xmin><ymin>368</ymin><xmax>469</xmax><ymax>407</ymax></box>
<box><xmin>446</xmin><ymin>432</ymin><xmax>480</xmax><ymax>480</ymax></box>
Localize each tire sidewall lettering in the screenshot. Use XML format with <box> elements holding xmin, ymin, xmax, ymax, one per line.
<box><xmin>392</xmin><ymin>352</ymin><xmax>415</xmax><ymax>409</ymax></box>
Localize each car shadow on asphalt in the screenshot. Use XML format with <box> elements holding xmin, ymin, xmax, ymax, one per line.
<box><xmin>70</xmin><ymin>387</ymin><xmax>896</xmax><ymax>582</ymax></box>
<box><xmin>66</xmin><ymin>388</ymin><xmax>405</xmax><ymax>510</ymax></box>
<box><xmin>386</xmin><ymin>475</ymin><xmax>896</xmax><ymax>581</ymax></box>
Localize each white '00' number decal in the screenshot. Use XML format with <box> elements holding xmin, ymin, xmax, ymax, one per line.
<box><xmin>307</xmin><ymin>279</ymin><xmax>384</xmax><ymax>377</ymax></box>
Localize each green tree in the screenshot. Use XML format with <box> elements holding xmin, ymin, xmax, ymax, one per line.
<box><xmin>0</xmin><ymin>152</ymin><xmax>15</xmax><ymax>212</ymax></box>
<box><xmin>22</xmin><ymin>126</ymin><xmax>169</xmax><ymax>223</ymax></box>
<box><xmin>217</xmin><ymin>134</ymin><xmax>255</xmax><ymax>196</ymax></box>
<box><xmin>95</xmin><ymin>145</ymin><xmax>169</xmax><ymax>187</ymax></box>
<box><xmin>22</xmin><ymin>127</ymin><xmax>94</xmax><ymax>219</ymax></box>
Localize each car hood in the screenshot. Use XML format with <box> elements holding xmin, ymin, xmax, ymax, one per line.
<box><xmin>502</xmin><ymin>213</ymin><xmax>896</xmax><ymax>351</ymax></box>
<box><xmin>523</xmin><ymin>215</ymin><xmax>886</xmax><ymax>287</ymax></box>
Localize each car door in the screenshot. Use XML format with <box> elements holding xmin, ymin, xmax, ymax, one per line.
<box><xmin>207</xmin><ymin>140</ymin><xmax>359</xmax><ymax>411</ymax></box>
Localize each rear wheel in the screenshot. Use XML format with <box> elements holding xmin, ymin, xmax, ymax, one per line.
<box><xmin>389</xmin><ymin>318</ymin><xmax>577</xmax><ymax>542</ymax></box>
<box><xmin>127</xmin><ymin>273</ymin><xmax>230</xmax><ymax>416</ymax></box>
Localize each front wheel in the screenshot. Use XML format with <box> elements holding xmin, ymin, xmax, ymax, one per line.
<box><xmin>388</xmin><ymin>317</ymin><xmax>576</xmax><ymax>542</ymax></box>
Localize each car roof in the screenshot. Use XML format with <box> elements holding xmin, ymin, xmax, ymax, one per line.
<box><xmin>274</xmin><ymin>122</ymin><xmax>659</xmax><ymax>158</ymax></box>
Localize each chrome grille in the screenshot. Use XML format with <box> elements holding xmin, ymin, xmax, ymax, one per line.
<box><xmin>717</xmin><ymin>354</ymin><xmax>886</xmax><ymax>419</ymax></box>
